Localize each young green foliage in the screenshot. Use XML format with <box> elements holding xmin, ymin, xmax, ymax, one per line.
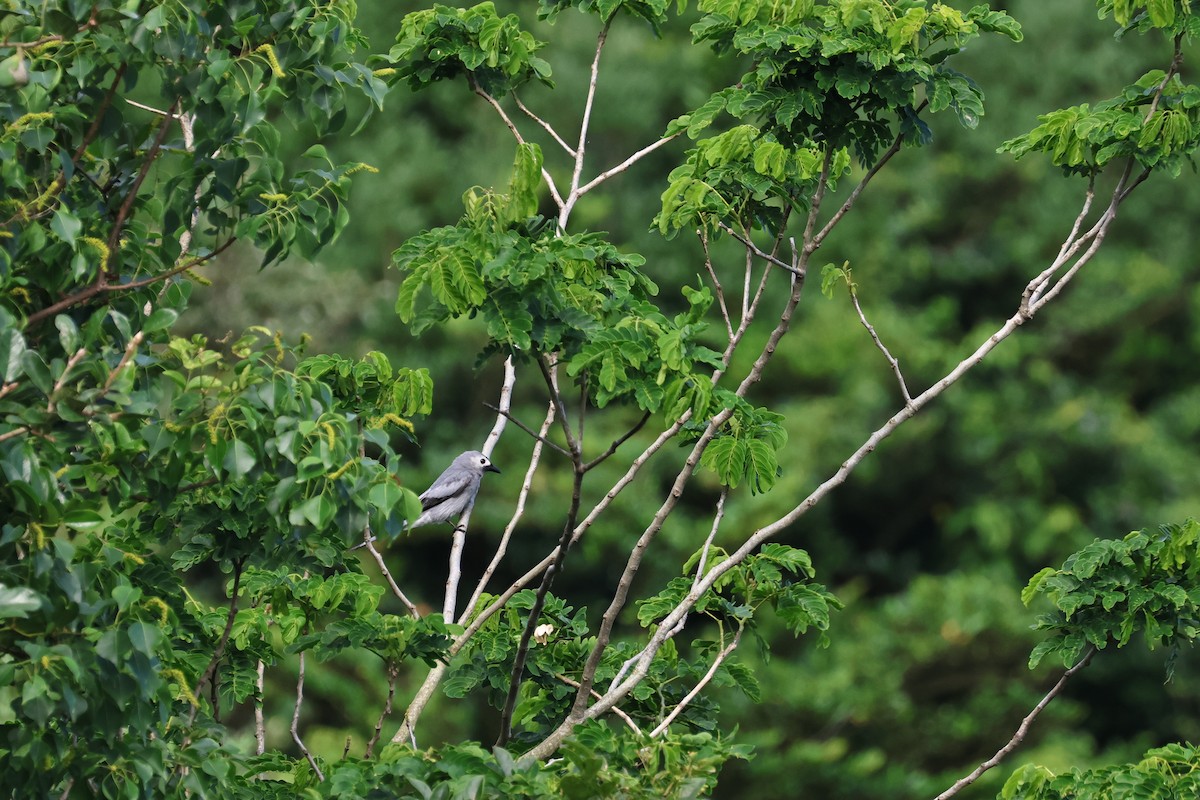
<box><xmin>1022</xmin><ymin>519</ymin><xmax>1200</xmax><ymax>672</ymax></box>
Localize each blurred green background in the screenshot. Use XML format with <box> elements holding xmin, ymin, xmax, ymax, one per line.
<box><xmin>180</xmin><ymin>2</ymin><xmax>1200</xmax><ymax>797</ymax></box>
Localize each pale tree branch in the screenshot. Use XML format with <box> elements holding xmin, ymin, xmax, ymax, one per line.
<box><xmin>461</xmin><ymin>398</ymin><xmax>557</xmax><ymax>625</ymax></box>
<box><xmin>649</xmin><ymin>624</ymin><xmax>743</xmax><ymax>738</ymax></box>
<box><xmin>718</xmin><ymin>222</ymin><xmax>800</xmax><ymax>274</ymax></box>
<box><xmin>254</xmin><ymin>660</ymin><xmax>266</xmax><ymax>755</ymax></box>
<box><xmin>513</xmin><ymin>92</ymin><xmax>575</xmax><ymax>156</ymax></box>
<box><xmin>699</xmin><ymin>229</ymin><xmax>734</xmax><ymax>340</ymax></box>
<box><xmin>558</xmin><ymin>175</ymin><xmax>1138</xmax><ymax>756</ymax></box>
<box><xmin>292</xmin><ymin>647</ymin><xmax>324</xmax><ymax>781</ymax></box>
<box><xmin>46</xmin><ymin>348</ymin><xmax>86</xmax><ymax>414</ymax></box>
<box><xmin>849</xmin><ymin>284</ymin><xmax>912</xmax><ymax>406</ymax></box>
<box><xmin>470</xmin><ymin>77</ymin><xmax>565</xmax><ymax>209</ymax></box>
<box><xmin>558</xmin><ymin>20</ymin><xmax>612</xmax><ymax>230</ymax></box>
<box><xmin>934</xmin><ymin>647</ymin><xmax>1097</xmax><ymax>800</ymax></box>
<box><xmin>555</xmin><ymin>672</ymin><xmax>640</xmax><ymax>735</ymax></box>
<box><xmin>610</xmin><ymin>488</ymin><xmax>728</xmax><ymax>691</ymax></box>
<box><xmin>574</xmin><ymin>133</ymin><xmax>679</xmax><ymax>197</ymax></box>
<box><xmin>444</xmin><ymin>355</ymin><xmax>516</xmax><ymax>621</ymax></box>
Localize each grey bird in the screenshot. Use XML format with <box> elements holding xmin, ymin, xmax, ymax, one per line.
<box><xmin>352</xmin><ymin>450</ymin><xmax>500</xmax><ymax>550</ymax></box>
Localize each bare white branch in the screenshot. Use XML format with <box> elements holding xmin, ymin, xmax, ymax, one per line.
<box><xmin>471</xmin><ymin>79</ymin><xmax>565</xmax><ymax>209</ymax></box>
<box><xmin>649</xmin><ymin>625</ymin><xmax>743</xmax><ymax>738</ymax></box>
<box><xmin>574</xmin><ymin>133</ymin><xmax>679</xmax><ymax>198</ymax></box>
<box><xmin>934</xmin><ymin>647</ymin><xmax>1096</xmax><ymax>800</ymax></box>
<box><xmin>514</xmin><ymin>92</ymin><xmax>576</xmax><ymax>156</ymax></box>
<box><xmin>362</xmin><ymin>534</ymin><xmax>421</xmax><ymax>618</ymax></box>
<box><xmin>291</xmin><ymin>650</ymin><xmax>324</xmax><ymax>781</ymax></box>
<box><xmin>444</xmin><ymin>355</ymin><xmax>516</xmax><ymax>621</ymax></box>
<box><xmin>460</xmin><ymin>396</ymin><xmax>557</xmax><ymax>625</ymax></box>
<box><xmin>849</xmin><ymin>286</ymin><xmax>913</xmax><ymax>406</ymax></box>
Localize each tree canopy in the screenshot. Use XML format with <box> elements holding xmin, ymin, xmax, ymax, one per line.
<box><xmin>2</xmin><ymin>1</ymin><xmax>1200</xmax><ymax>798</ymax></box>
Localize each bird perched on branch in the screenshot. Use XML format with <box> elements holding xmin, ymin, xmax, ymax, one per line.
<box><xmin>352</xmin><ymin>450</ymin><xmax>501</xmax><ymax>550</ymax></box>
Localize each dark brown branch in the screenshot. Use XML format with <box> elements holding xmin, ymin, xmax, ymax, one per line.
<box><xmin>190</xmin><ymin>558</ymin><xmax>245</xmax><ymax>724</ymax></box>
<box><xmin>934</xmin><ymin>647</ymin><xmax>1097</xmax><ymax>800</ymax></box>
<box><xmin>496</xmin><ymin>359</ymin><xmax>586</xmax><ymax>747</ymax></box>
<box><xmin>365</xmin><ymin>663</ymin><xmax>399</xmax><ymax>758</ymax></box>
<box><xmin>26</xmin><ymin>237</ymin><xmax>235</xmax><ymax>327</ymax></box>
<box><xmin>811</xmin><ymin>99</ymin><xmax>927</xmax><ymax>250</ymax></box>
<box><xmin>484</xmin><ymin>402</ymin><xmax>570</xmax><ymax>457</ymax></box>
<box><xmin>582</xmin><ymin>410</ymin><xmax>651</xmax><ymax>472</ymax></box>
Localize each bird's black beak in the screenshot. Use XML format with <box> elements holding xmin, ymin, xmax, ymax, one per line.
<box><xmin>485</xmin><ymin>463</ymin><xmax>501</xmax><ymax>474</ymax></box>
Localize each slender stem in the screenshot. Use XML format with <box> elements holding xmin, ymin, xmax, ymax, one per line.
<box><xmin>718</xmin><ymin>223</ymin><xmax>799</xmax><ymax>274</ymax></box>
<box><xmin>101</xmin><ymin>331</ymin><xmax>143</xmax><ymax>394</ymax></box>
<box><xmin>292</xmin><ymin>648</ymin><xmax>324</xmax><ymax>781</ymax></box>
<box><xmin>557</xmin><ymin>20</ymin><xmax>612</xmax><ymax>230</ymax></box>
<box><xmin>555</xmin><ymin>672</ymin><xmax>640</xmax><ymax>734</ymax></box>
<box><xmin>849</xmin><ymin>285</ymin><xmax>912</xmax><ymax>405</ymax></box>
<box><xmin>582</xmin><ymin>411</ymin><xmax>651</xmax><ymax>472</ymax></box>
<box><xmin>484</xmin><ymin>402</ymin><xmax>570</xmax><ymax>457</ymax></box>
<box><xmin>514</xmin><ymin>92</ymin><xmax>576</xmax><ymax>156</ymax></box>
<box><xmin>365</xmin><ymin>664</ymin><xmax>399</xmax><ymax>759</ymax></box>
<box><xmin>934</xmin><ymin>647</ymin><xmax>1097</xmax><ymax>800</ymax></box>
<box><xmin>649</xmin><ymin>626</ymin><xmax>743</xmax><ymax>737</ymax></box>
<box><xmin>190</xmin><ymin>559</ymin><xmax>244</xmax><ymax>724</ymax></box>
<box><xmin>46</xmin><ymin>348</ymin><xmax>86</xmax><ymax>414</ymax></box>
<box><xmin>574</xmin><ymin>133</ymin><xmax>679</xmax><ymax>197</ymax></box>
<box><xmin>699</xmin><ymin>229</ymin><xmax>734</xmax><ymax>340</ymax></box>
<box><xmin>470</xmin><ymin>77</ymin><xmax>564</xmax><ymax>209</ymax></box>
<box><xmin>363</xmin><ymin>536</ymin><xmax>421</xmax><ymax>618</ymax></box>
<box><xmin>811</xmin><ymin>101</ymin><xmax>925</xmax><ymax>250</ymax></box>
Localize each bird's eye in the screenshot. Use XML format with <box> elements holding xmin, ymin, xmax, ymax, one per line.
<box><xmin>479</xmin><ymin>458</ymin><xmax>487</xmax><ymax>464</ymax></box>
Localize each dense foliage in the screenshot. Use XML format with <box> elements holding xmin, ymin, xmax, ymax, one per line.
<box><xmin>2</xmin><ymin>1</ymin><xmax>1199</xmax><ymax>798</ymax></box>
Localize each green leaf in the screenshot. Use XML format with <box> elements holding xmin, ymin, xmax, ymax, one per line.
<box><xmin>51</xmin><ymin>207</ymin><xmax>82</xmax><ymax>246</ymax></box>
<box><xmin>223</xmin><ymin>439</ymin><xmax>257</xmax><ymax>478</ymax></box>
<box><xmin>0</xmin><ymin>324</ymin><xmax>25</xmax><ymax>382</ymax></box>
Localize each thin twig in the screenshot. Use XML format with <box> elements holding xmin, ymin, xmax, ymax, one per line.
<box><xmin>557</xmin><ymin>20</ymin><xmax>612</xmax><ymax>230</ymax></box>
<box><xmin>292</xmin><ymin>648</ymin><xmax>324</xmax><ymax>781</ymax></box>
<box><xmin>934</xmin><ymin>647</ymin><xmax>1097</xmax><ymax>800</ymax></box>
<box><xmin>811</xmin><ymin>99</ymin><xmax>927</xmax><ymax>249</ymax></box>
<box><xmin>101</xmin><ymin>331</ymin><xmax>144</xmax><ymax>394</ymax></box>
<box><xmin>470</xmin><ymin>78</ymin><xmax>564</xmax><ymax>209</ymax></box>
<box><xmin>699</xmin><ymin>229</ymin><xmax>734</xmax><ymax>340</ymax></box>
<box><xmin>362</xmin><ymin>536</ymin><xmax>421</xmax><ymax>617</ymax></box>
<box><xmin>582</xmin><ymin>410</ymin><xmax>651</xmax><ymax>472</ymax></box>
<box><xmin>365</xmin><ymin>663</ymin><xmax>399</xmax><ymax>759</ymax></box>
<box><xmin>649</xmin><ymin>626</ymin><xmax>743</xmax><ymax>737</ymax></box>
<box><xmin>190</xmin><ymin>559</ymin><xmax>245</xmax><ymax>724</ymax></box>
<box><xmin>46</xmin><ymin>348</ymin><xmax>86</xmax><ymax>413</ymax></box>
<box><xmin>574</xmin><ymin>133</ymin><xmax>679</xmax><ymax>197</ymax></box>
<box><xmin>513</xmin><ymin>92</ymin><xmax>576</xmax><ymax>156</ymax></box>
<box><xmin>849</xmin><ymin>286</ymin><xmax>912</xmax><ymax>405</ymax></box>
<box><xmin>484</xmin><ymin>402</ymin><xmax>570</xmax><ymax>457</ymax></box>
<box><xmin>718</xmin><ymin>222</ymin><xmax>799</xmax><ymax>274</ymax></box>
<box><xmin>555</xmin><ymin>672</ymin><xmax>640</xmax><ymax>734</ymax></box>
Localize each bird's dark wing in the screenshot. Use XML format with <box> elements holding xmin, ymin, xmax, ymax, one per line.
<box><xmin>418</xmin><ymin>472</ymin><xmax>473</xmax><ymax>511</ymax></box>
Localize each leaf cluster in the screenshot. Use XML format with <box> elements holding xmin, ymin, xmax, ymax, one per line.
<box><xmin>1003</xmin><ymin>743</ymin><xmax>1200</xmax><ymax>800</ymax></box>
<box><xmin>1023</xmin><ymin>519</ymin><xmax>1200</xmax><ymax>672</ymax></box>
<box><xmin>657</xmin><ymin>0</ymin><xmax>1022</xmax><ymax>236</ymax></box>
